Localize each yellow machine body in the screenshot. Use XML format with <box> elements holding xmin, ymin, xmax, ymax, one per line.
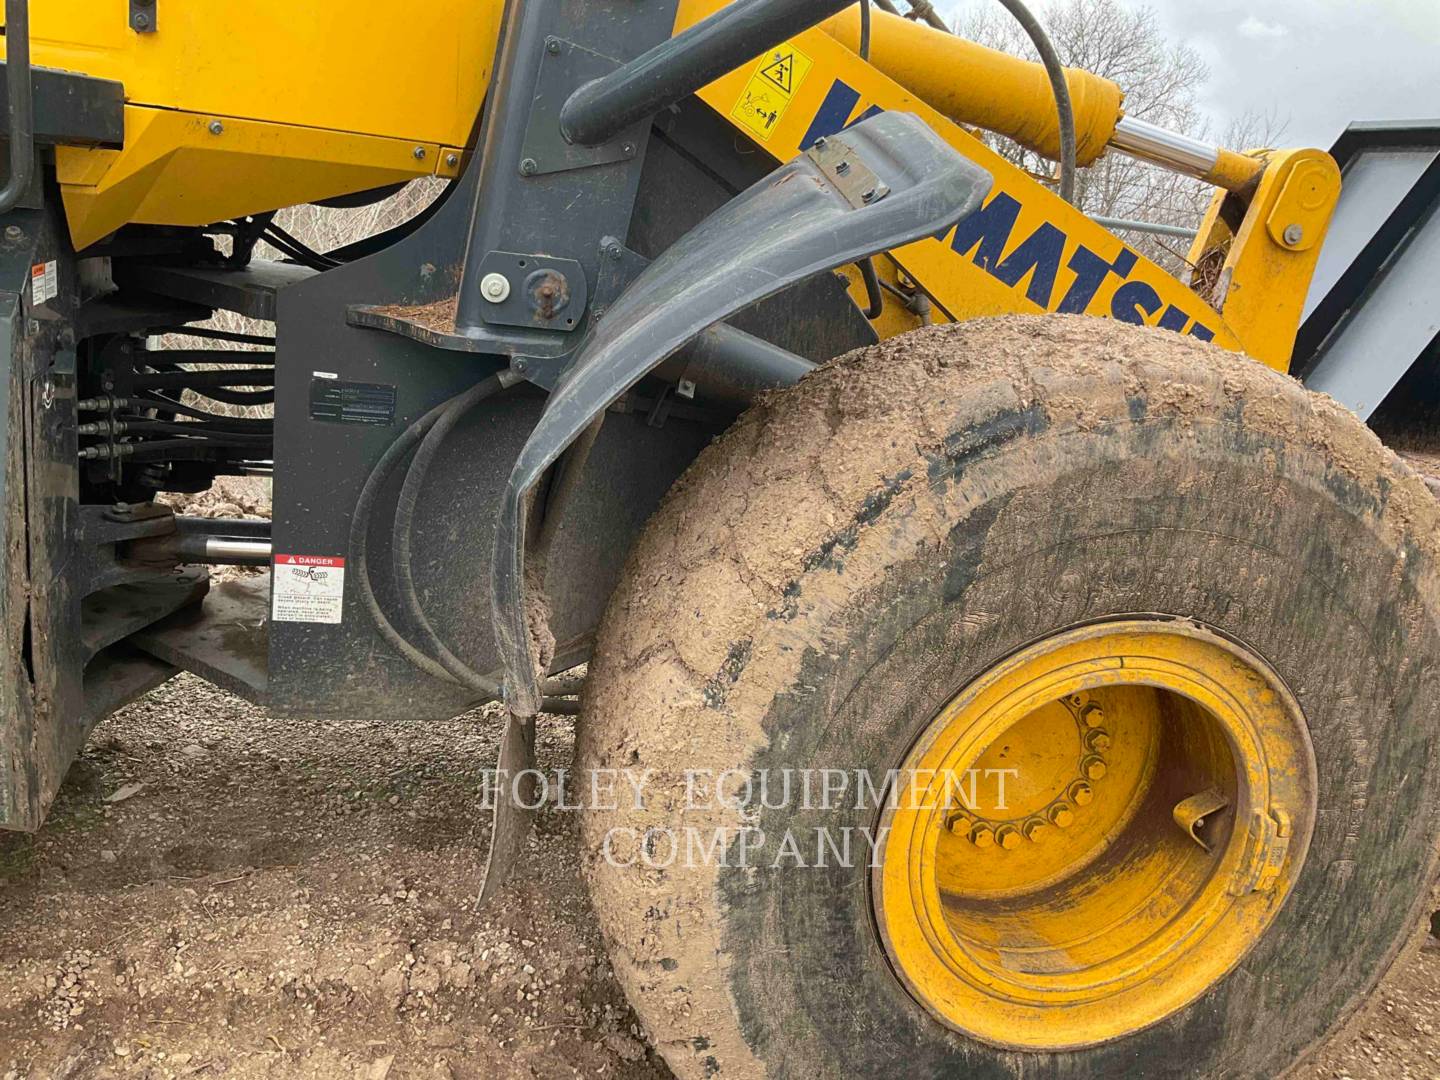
<box><xmin>7</xmin><ymin>0</ymin><xmax>1340</xmax><ymax>372</ymax></box>
<box><xmin>4</xmin><ymin>1</ymin><xmax>500</xmax><ymax>248</ymax></box>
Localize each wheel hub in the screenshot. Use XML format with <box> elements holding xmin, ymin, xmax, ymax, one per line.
<box><xmin>872</xmin><ymin>620</ymin><xmax>1317</xmax><ymax>1050</ymax></box>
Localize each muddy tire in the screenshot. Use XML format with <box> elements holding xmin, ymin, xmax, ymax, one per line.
<box><xmin>578</xmin><ymin>316</ymin><xmax>1440</xmax><ymax>1079</ymax></box>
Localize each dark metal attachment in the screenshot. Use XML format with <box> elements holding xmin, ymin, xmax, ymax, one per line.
<box><xmin>559</xmin><ymin>0</ymin><xmax>854</xmax><ymax>148</ymax></box>
<box><xmin>129</xmin><ymin>0</ymin><xmax>156</xmax><ymax>33</ymax></box>
<box><xmin>0</xmin><ymin>0</ymin><xmax>34</xmax><ymax>216</ymax></box>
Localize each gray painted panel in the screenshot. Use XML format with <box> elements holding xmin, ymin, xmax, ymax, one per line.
<box><xmin>1304</xmin><ymin>205</ymin><xmax>1440</xmax><ymax>417</ymax></box>
<box><xmin>1304</xmin><ymin>148</ymin><xmax>1436</xmax><ymax>320</ymax></box>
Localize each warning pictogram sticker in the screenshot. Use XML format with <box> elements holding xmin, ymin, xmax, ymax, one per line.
<box><xmin>760</xmin><ymin>53</ymin><xmax>795</xmax><ymax>93</ymax></box>
<box><xmin>730</xmin><ymin>44</ymin><xmax>813</xmax><ymax>141</ymax></box>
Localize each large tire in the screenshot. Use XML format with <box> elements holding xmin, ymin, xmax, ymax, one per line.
<box><xmin>578</xmin><ymin>316</ymin><xmax>1440</xmax><ymax>1079</ymax></box>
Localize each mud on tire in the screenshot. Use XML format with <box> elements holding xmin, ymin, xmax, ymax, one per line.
<box><xmin>578</xmin><ymin>316</ymin><xmax>1440</xmax><ymax>1079</ymax></box>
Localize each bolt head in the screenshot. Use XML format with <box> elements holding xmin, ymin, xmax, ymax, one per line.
<box><xmin>621</xmin><ymin>143</ymin><xmax>636</xmax><ymax>156</ymax></box>
<box><xmin>480</xmin><ymin>272</ymin><xmax>511</xmax><ymax>303</ymax></box>
<box><xmin>970</xmin><ymin>825</ymin><xmax>995</xmax><ymax>849</ymax></box>
<box><xmin>1069</xmin><ymin>781</ymin><xmax>1094</xmax><ymax>807</ymax></box>
<box><xmin>1081</xmin><ymin>704</ymin><xmax>1106</xmax><ymax>728</ymax></box>
<box><xmin>519</xmin><ymin>157</ymin><xmax>539</xmax><ymax>176</ymax></box>
<box><xmin>945</xmin><ymin>813</ymin><xmax>971</xmax><ymax>837</ymax></box>
<box><xmin>997</xmin><ymin>826</ymin><xmax>1022</xmax><ymax>850</ymax></box>
<box><xmin>1083</xmin><ymin>756</ymin><xmax>1107</xmax><ymax>781</ymax></box>
<box><xmin>446</xmin><ymin>153</ymin><xmax>459</xmax><ymax>168</ymax></box>
<box><xmin>132</xmin><ymin>11</ymin><xmax>151</xmax><ymax>29</ymax></box>
<box><xmin>1049</xmin><ymin>804</ymin><xmax>1075</xmax><ymax>828</ymax></box>
<box><xmin>4</xmin><ymin>225</ymin><xmax>22</xmax><ymax>240</ymax></box>
<box><xmin>604</xmin><ymin>241</ymin><xmax>623</xmax><ymax>260</ymax></box>
<box><xmin>545</xmin><ymin>37</ymin><xmax>561</xmax><ymax>54</ymax></box>
<box><xmin>834</xmin><ymin>160</ymin><xmax>850</xmax><ymax>175</ymax></box>
<box><xmin>413</xmin><ymin>146</ymin><xmax>427</xmax><ymax>160</ymax></box>
<box><xmin>1022</xmin><ymin>819</ymin><xmax>1049</xmax><ymax>843</ymax></box>
<box><xmin>208</xmin><ymin>120</ymin><xmax>224</xmax><ymax>136</ymax></box>
<box><xmin>1283</xmin><ymin>223</ymin><xmax>1304</xmax><ymax>246</ymax></box>
<box><xmin>1086</xmin><ymin>728</ymin><xmax>1112</xmax><ymax>752</ymax></box>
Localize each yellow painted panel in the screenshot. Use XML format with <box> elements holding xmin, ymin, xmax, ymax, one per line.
<box><xmin>57</xmin><ymin>108</ymin><xmax>439</xmax><ymax>249</ymax></box>
<box><xmin>4</xmin><ymin>1</ymin><xmax>501</xmax><ymax>147</ymax></box>
<box><xmin>676</xmin><ymin>0</ymin><xmax>1242</xmax><ymax>353</ymax></box>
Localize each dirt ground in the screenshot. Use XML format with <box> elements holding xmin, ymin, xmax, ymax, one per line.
<box><xmin>0</xmin><ymin>671</ymin><xmax>1433</xmax><ymax>1080</ymax></box>
<box><xmin>1</xmin><ymin>466</ymin><xmax>1438</xmax><ymax>1079</ymax></box>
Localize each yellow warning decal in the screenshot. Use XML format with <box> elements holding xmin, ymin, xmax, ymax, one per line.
<box><xmin>730</xmin><ymin>44</ymin><xmax>813</xmax><ymax>141</ymax></box>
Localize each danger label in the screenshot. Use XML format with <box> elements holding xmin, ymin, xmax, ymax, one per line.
<box><xmin>731</xmin><ymin>44</ymin><xmax>812</xmax><ymax>141</ymax></box>
<box><xmin>272</xmin><ymin>554</ymin><xmax>345</xmax><ymax>624</ymax></box>
<box><xmin>30</xmin><ymin>261</ymin><xmax>57</xmax><ymax>306</ymax></box>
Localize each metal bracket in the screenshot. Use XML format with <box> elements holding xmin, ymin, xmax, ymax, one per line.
<box><xmin>519</xmin><ymin>38</ymin><xmax>647</xmax><ymax>176</ymax></box>
<box><xmin>129</xmin><ymin>0</ymin><xmax>156</xmax><ymax>33</ymax></box>
<box><xmin>1173</xmin><ymin>788</ymin><xmax>1229</xmax><ymax>852</ymax></box>
<box><xmin>475</xmin><ymin>250</ymin><xmax>589</xmax><ymax>333</ymax></box>
<box><xmin>806</xmin><ymin>135</ymin><xmax>891</xmax><ymax>209</ymax></box>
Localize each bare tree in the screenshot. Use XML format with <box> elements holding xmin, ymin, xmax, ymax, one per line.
<box><xmin>945</xmin><ymin>0</ymin><xmax>1286</xmax><ymax>270</ymax></box>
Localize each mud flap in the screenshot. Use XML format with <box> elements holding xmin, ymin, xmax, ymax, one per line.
<box><xmin>477</xmin><ymin>111</ymin><xmax>991</xmax><ymax>899</ymax></box>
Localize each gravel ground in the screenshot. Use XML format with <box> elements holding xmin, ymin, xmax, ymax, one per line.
<box><xmin>0</xmin><ymin>671</ymin><xmax>1434</xmax><ymax>1079</ymax></box>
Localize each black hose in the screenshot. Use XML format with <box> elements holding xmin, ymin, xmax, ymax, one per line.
<box><xmin>391</xmin><ymin>375</ymin><xmax>512</xmax><ymax>695</ymax></box>
<box><xmin>132</xmin><ymin>368</ymin><xmax>275</xmax><ymax>391</ymax></box>
<box><xmin>138</xmin><ymin>393</ymin><xmax>274</xmax><ymax>428</ymax></box>
<box><xmin>103</xmin><ymin>420</ymin><xmax>273</xmax><ymax>442</ymax></box>
<box><xmin>855</xmin><ymin>258</ymin><xmax>884</xmax><ymax>318</ymax></box>
<box><xmin>991</xmin><ymin>0</ymin><xmax>1076</xmax><ymax>204</ymax></box>
<box><xmin>350</xmin><ymin>393</ymin><xmax>480</xmax><ymax>690</ymax></box>
<box><xmin>858</xmin><ymin>0</ymin><xmax>872</xmax><ymax>60</ymax></box>
<box><xmin>188</xmin><ymin>386</ymin><xmax>276</xmax><ymax>407</ymax></box>
<box><xmin>350</xmin><ymin>372</ymin><xmax>582</xmax><ymax>710</ymax></box>
<box><xmin>264</xmin><ymin>222</ymin><xmax>342</xmax><ymax>270</ymax></box>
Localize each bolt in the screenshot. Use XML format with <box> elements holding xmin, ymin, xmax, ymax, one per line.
<box><xmin>861</xmin><ymin>188</ymin><xmax>877</xmax><ymax>203</ymax></box>
<box><xmin>1085</xmin><ymin>728</ymin><xmax>1112</xmax><ymax>752</ymax></box>
<box><xmin>834</xmin><ymin>160</ymin><xmax>850</xmax><ymax>175</ymax></box>
<box><xmin>1082</xmin><ymin>756</ymin><xmax>1107</xmax><ymax>781</ymax></box>
<box><xmin>946</xmin><ymin>813</ymin><xmax>971</xmax><ymax>838</ymax></box>
<box><xmin>132</xmin><ymin>12</ymin><xmax>150</xmax><ymax>29</ymax></box>
<box><xmin>446</xmin><ymin>153</ymin><xmax>459</xmax><ymax>168</ymax></box>
<box><xmin>813</xmin><ymin>136</ymin><xmax>827</xmax><ymax>148</ymax></box>
<box><xmin>970</xmin><ymin>825</ymin><xmax>995</xmax><ymax>849</ymax></box>
<box><xmin>603</xmin><ymin>241</ymin><xmax>623</xmax><ymax>260</ymax></box>
<box><xmin>1069</xmin><ymin>781</ymin><xmax>1094</xmax><ymax>807</ymax></box>
<box><xmin>545</xmin><ymin>37</ymin><xmax>561</xmax><ymax>54</ymax></box>
<box><xmin>479</xmin><ymin>272</ymin><xmax>511</xmax><ymax>303</ymax></box>
<box><xmin>996</xmin><ymin>826</ymin><xmax>1022</xmax><ymax>851</ymax></box>
<box><xmin>1022</xmin><ymin>819</ymin><xmax>1049</xmax><ymax>844</ymax></box>
<box><xmin>208</xmin><ymin>120</ymin><xmax>223</xmax><ymax>136</ymax></box>
<box><xmin>1283</xmin><ymin>223</ymin><xmax>1304</xmax><ymax>246</ymax></box>
<box><xmin>621</xmin><ymin>142</ymin><xmax>636</xmax><ymax>156</ymax></box>
<box><xmin>4</xmin><ymin>225</ymin><xmax>21</xmax><ymax>241</ymax></box>
<box><xmin>1081</xmin><ymin>704</ymin><xmax>1106</xmax><ymax>728</ymax></box>
<box><xmin>113</xmin><ymin>501</ymin><xmax>131</xmax><ymax>514</ymax></box>
<box><xmin>413</xmin><ymin>146</ymin><xmax>427</xmax><ymax>160</ymax></box>
<box><xmin>1049</xmin><ymin>803</ymin><xmax>1075</xmax><ymax>829</ymax></box>
<box><xmin>519</xmin><ymin>157</ymin><xmax>539</xmax><ymax>176</ymax></box>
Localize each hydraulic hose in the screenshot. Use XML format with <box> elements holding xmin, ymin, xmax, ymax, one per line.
<box><xmin>990</xmin><ymin>0</ymin><xmax>1077</xmax><ymax>204</ymax></box>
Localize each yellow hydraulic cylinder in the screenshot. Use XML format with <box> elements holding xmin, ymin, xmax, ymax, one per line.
<box><xmin>819</xmin><ymin>7</ymin><xmax>1124</xmax><ymax>166</ymax></box>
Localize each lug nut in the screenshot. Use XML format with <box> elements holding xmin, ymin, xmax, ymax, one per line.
<box><xmin>945</xmin><ymin>813</ymin><xmax>972</xmax><ymax>837</ymax></box>
<box><xmin>1082</xmin><ymin>756</ymin><xmax>1107</xmax><ymax>780</ymax></box>
<box><xmin>1022</xmin><ymin>819</ymin><xmax>1049</xmax><ymax>844</ymax></box>
<box><xmin>1049</xmin><ymin>803</ymin><xmax>1075</xmax><ymax>828</ymax></box>
<box><xmin>1069</xmin><ymin>781</ymin><xmax>1093</xmax><ymax>806</ymax></box>
<box><xmin>1086</xmin><ymin>728</ymin><xmax>1112</xmax><ymax>752</ymax></box>
<box><xmin>970</xmin><ymin>825</ymin><xmax>995</xmax><ymax>849</ymax></box>
<box><xmin>1081</xmin><ymin>704</ymin><xmax>1106</xmax><ymax>728</ymax></box>
<box><xmin>996</xmin><ymin>826</ymin><xmax>1022</xmax><ymax>850</ymax></box>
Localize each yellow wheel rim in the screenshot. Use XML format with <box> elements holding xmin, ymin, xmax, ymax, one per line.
<box><xmin>872</xmin><ymin>620</ymin><xmax>1316</xmax><ymax>1050</ymax></box>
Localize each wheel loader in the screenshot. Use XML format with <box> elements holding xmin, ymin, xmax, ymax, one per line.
<box><xmin>2</xmin><ymin>0</ymin><xmax>1439</xmax><ymax>1074</ymax></box>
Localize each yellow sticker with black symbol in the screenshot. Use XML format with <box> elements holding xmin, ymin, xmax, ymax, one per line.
<box><xmin>730</xmin><ymin>44</ymin><xmax>813</xmax><ymax>141</ymax></box>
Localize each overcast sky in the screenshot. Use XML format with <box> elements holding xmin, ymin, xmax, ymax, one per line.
<box><xmin>943</xmin><ymin>0</ymin><xmax>1440</xmax><ymax>150</ymax></box>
